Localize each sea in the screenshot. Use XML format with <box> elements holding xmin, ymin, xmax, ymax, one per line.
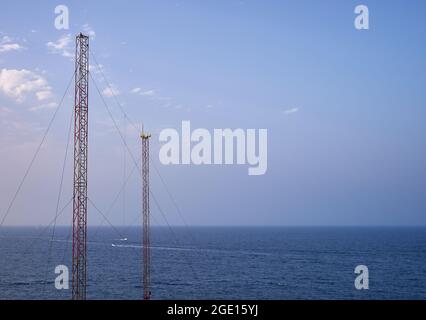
<box><xmin>0</xmin><ymin>226</ymin><xmax>425</xmax><ymax>300</ymax></box>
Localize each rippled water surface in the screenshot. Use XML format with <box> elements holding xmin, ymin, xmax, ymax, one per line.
<box><xmin>0</xmin><ymin>227</ymin><xmax>425</xmax><ymax>299</ymax></box>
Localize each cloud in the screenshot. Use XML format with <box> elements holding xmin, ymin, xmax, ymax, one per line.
<box><xmin>130</xmin><ymin>87</ymin><xmax>192</xmax><ymax>111</ymax></box>
<box><xmin>82</xmin><ymin>24</ymin><xmax>96</xmax><ymax>39</ymax></box>
<box><xmin>0</xmin><ymin>117</ymin><xmax>45</xmax><ymax>148</ymax></box>
<box><xmin>0</xmin><ymin>106</ymin><xmax>12</xmax><ymax>115</ymax></box>
<box><xmin>283</xmin><ymin>107</ymin><xmax>299</xmax><ymax>115</ymax></box>
<box><xmin>102</xmin><ymin>86</ymin><xmax>120</xmax><ymax>98</ymax></box>
<box><xmin>35</xmin><ymin>90</ymin><xmax>53</xmax><ymax>101</ymax></box>
<box><xmin>0</xmin><ymin>43</ymin><xmax>23</xmax><ymax>53</ymax></box>
<box><xmin>140</xmin><ymin>89</ymin><xmax>155</xmax><ymax>96</ymax></box>
<box><xmin>0</xmin><ymin>68</ymin><xmax>53</xmax><ymax>103</ymax></box>
<box><xmin>46</xmin><ymin>34</ymin><xmax>73</xmax><ymax>58</ymax></box>
<box><xmin>1</xmin><ymin>36</ymin><xmax>12</xmax><ymax>43</ymax></box>
<box><xmin>130</xmin><ymin>87</ymin><xmax>156</xmax><ymax>96</ymax></box>
<box><xmin>89</xmin><ymin>63</ymin><xmax>105</xmax><ymax>75</ymax></box>
<box><xmin>0</xmin><ymin>35</ymin><xmax>24</xmax><ymax>53</ymax></box>
<box><xmin>29</xmin><ymin>102</ymin><xmax>58</xmax><ymax>112</ymax></box>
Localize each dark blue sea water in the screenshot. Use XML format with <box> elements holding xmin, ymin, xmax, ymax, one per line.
<box><xmin>0</xmin><ymin>227</ymin><xmax>425</xmax><ymax>300</ymax></box>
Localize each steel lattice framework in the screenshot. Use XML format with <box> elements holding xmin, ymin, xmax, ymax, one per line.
<box><xmin>72</xmin><ymin>33</ymin><xmax>89</xmax><ymax>300</ymax></box>
<box><xmin>141</xmin><ymin>132</ymin><xmax>151</xmax><ymax>300</ymax></box>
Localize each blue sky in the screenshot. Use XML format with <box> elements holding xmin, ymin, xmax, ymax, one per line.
<box><xmin>1</xmin><ymin>0</ymin><xmax>426</xmax><ymax>226</ymax></box>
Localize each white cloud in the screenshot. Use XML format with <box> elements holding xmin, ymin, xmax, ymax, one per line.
<box><xmin>35</xmin><ymin>90</ymin><xmax>53</xmax><ymax>101</ymax></box>
<box><xmin>1</xmin><ymin>36</ymin><xmax>12</xmax><ymax>43</ymax></box>
<box><xmin>130</xmin><ymin>87</ymin><xmax>155</xmax><ymax>96</ymax></box>
<box><xmin>102</xmin><ymin>86</ymin><xmax>120</xmax><ymax>98</ymax></box>
<box><xmin>47</xmin><ymin>34</ymin><xmax>71</xmax><ymax>50</ymax></box>
<box><xmin>283</xmin><ymin>107</ymin><xmax>299</xmax><ymax>115</ymax></box>
<box><xmin>0</xmin><ymin>35</ymin><xmax>24</xmax><ymax>53</ymax></box>
<box><xmin>82</xmin><ymin>24</ymin><xmax>96</xmax><ymax>39</ymax></box>
<box><xmin>89</xmin><ymin>63</ymin><xmax>105</xmax><ymax>75</ymax></box>
<box><xmin>140</xmin><ymin>89</ymin><xmax>155</xmax><ymax>96</ymax></box>
<box><xmin>0</xmin><ymin>43</ymin><xmax>23</xmax><ymax>53</ymax></box>
<box><xmin>0</xmin><ymin>68</ymin><xmax>53</xmax><ymax>103</ymax></box>
<box><xmin>29</xmin><ymin>102</ymin><xmax>58</xmax><ymax>112</ymax></box>
<box><xmin>130</xmin><ymin>87</ymin><xmax>191</xmax><ymax>111</ymax></box>
<box><xmin>46</xmin><ymin>34</ymin><xmax>73</xmax><ymax>58</ymax></box>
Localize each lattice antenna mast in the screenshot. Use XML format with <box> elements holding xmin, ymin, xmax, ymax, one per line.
<box><xmin>72</xmin><ymin>33</ymin><xmax>89</xmax><ymax>300</ymax></box>
<box><xmin>141</xmin><ymin>129</ymin><xmax>151</xmax><ymax>300</ymax></box>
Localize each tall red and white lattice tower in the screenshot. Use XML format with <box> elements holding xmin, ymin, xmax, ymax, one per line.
<box><xmin>72</xmin><ymin>33</ymin><xmax>89</xmax><ymax>300</ymax></box>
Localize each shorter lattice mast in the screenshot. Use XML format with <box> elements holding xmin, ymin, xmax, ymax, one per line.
<box><xmin>141</xmin><ymin>129</ymin><xmax>151</xmax><ymax>300</ymax></box>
